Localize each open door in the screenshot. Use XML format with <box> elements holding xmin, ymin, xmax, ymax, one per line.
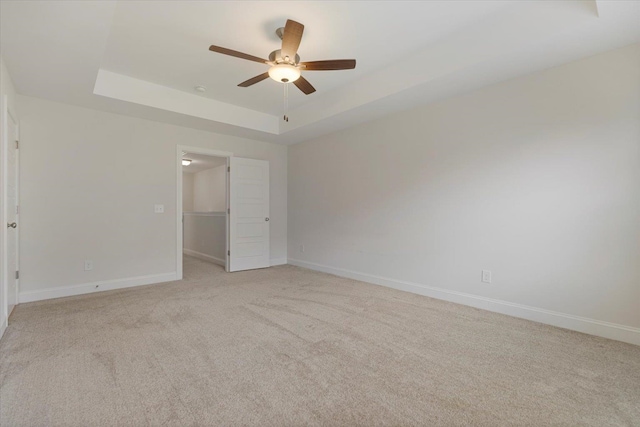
<box><xmin>228</xmin><ymin>157</ymin><xmax>269</xmax><ymax>272</ymax></box>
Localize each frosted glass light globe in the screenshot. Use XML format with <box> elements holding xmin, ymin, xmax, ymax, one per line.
<box><xmin>268</xmin><ymin>64</ymin><xmax>301</xmax><ymax>83</ymax></box>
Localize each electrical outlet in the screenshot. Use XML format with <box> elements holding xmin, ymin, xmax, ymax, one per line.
<box><xmin>300</xmin><ymin>245</ymin><xmax>305</xmax><ymax>253</ymax></box>
<box><xmin>154</xmin><ymin>204</ymin><xmax>165</xmax><ymax>214</ymax></box>
<box><xmin>84</xmin><ymin>260</ymin><xmax>93</xmax><ymax>271</ymax></box>
<box><xmin>482</xmin><ymin>270</ymin><xmax>491</xmax><ymax>283</ymax></box>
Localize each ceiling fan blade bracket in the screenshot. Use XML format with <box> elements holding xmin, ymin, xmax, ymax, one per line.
<box><xmin>269</xmin><ymin>50</ymin><xmax>299</xmax><ymax>65</ymax></box>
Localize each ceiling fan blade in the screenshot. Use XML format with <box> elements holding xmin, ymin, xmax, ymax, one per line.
<box><xmin>300</xmin><ymin>59</ymin><xmax>356</xmax><ymax>71</ymax></box>
<box><xmin>281</xmin><ymin>19</ymin><xmax>304</xmax><ymax>61</ymax></box>
<box><xmin>238</xmin><ymin>72</ymin><xmax>270</xmax><ymax>87</ymax></box>
<box><xmin>209</xmin><ymin>45</ymin><xmax>267</xmax><ymax>64</ymax></box>
<box><xmin>293</xmin><ymin>76</ymin><xmax>316</xmax><ymax>95</ymax></box>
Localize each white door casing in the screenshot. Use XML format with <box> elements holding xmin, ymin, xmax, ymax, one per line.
<box><xmin>229</xmin><ymin>157</ymin><xmax>269</xmax><ymax>272</ymax></box>
<box><xmin>3</xmin><ymin>102</ymin><xmax>19</xmax><ymax>320</ymax></box>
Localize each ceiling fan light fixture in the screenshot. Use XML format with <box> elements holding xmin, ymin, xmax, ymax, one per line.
<box><xmin>208</xmin><ymin>19</ymin><xmax>355</xmax><ymax>98</ymax></box>
<box><xmin>182</xmin><ymin>159</ymin><xmax>192</xmax><ymax>166</ymax></box>
<box><xmin>268</xmin><ymin>63</ymin><xmax>300</xmax><ymax>83</ymax></box>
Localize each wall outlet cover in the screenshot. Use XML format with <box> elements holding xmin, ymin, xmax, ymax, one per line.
<box><xmin>482</xmin><ymin>270</ymin><xmax>492</xmax><ymax>283</ymax></box>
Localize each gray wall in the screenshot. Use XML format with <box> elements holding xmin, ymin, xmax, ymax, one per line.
<box><xmin>18</xmin><ymin>95</ymin><xmax>287</xmax><ymax>298</ymax></box>
<box><xmin>288</xmin><ymin>44</ymin><xmax>640</xmax><ymax>336</ymax></box>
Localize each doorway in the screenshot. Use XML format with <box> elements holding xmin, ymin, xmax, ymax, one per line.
<box><xmin>176</xmin><ymin>146</ymin><xmax>271</xmax><ymax>277</ymax></box>
<box><xmin>181</xmin><ymin>151</ymin><xmax>229</xmax><ymax>275</ymax></box>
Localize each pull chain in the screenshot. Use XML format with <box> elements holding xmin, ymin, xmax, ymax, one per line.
<box><xmin>283</xmin><ymin>83</ymin><xmax>289</xmax><ymax>122</ymax></box>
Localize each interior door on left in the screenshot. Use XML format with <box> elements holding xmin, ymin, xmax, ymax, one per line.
<box><xmin>5</xmin><ymin>110</ymin><xmax>19</xmax><ymax>318</ymax></box>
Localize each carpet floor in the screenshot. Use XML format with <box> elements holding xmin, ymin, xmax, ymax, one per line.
<box><xmin>1</xmin><ymin>256</ymin><xmax>639</xmax><ymax>426</ymax></box>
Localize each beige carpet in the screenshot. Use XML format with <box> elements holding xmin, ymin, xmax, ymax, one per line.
<box><xmin>1</xmin><ymin>256</ymin><xmax>639</xmax><ymax>426</ymax></box>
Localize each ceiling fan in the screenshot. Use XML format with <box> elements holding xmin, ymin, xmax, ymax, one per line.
<box><xmin>208</xmin><ymin>19</ymin><xmax>356</xmax><ymax>96</ymax></box>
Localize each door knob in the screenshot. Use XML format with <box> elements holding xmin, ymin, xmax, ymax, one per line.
<box><xmin>7</xmin><ymin>222</ymin><xmax>17</xmax><ymax>228</ymax></box>
<box><xmin>265</xmin><ymin>217</ymin><xmax>270</xmax><ymax>222</ymax></box>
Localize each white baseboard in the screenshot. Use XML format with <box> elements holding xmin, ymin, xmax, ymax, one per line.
<box><xmin>184</xmin><ymin>250</ymin><xmax>286</xmax><ymax>268</ymax></box>
<box><xmin>0</xmin><ymin>316</ymin><xmax>6</xmax><ymax>341</ymax></box>
<box><xmin>288</xmin><ymin>258</ymin><xmax>640</xmax><ymax>346</ymax></box>
<box><xmin>183</xmin><ymin>248</ymin><xmax>225</xmax><ymax>267</ymax></box>
<box><xmin>18</xmin><ymin>272</ymin><xmax>178</xmax><ymax>304</ymax></box>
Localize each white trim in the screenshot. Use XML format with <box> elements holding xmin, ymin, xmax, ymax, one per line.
<box><xmin>176</xmin><ymin>146</ymin><xmax>182</xmax><ymax>279</ymax></box>
<box><xmin>0</xmin><ymin>95</ymin><xmax>6</xmax><ymax>330</ymax></box>
<box><xmin>270</xmin><ymin>258</ymin><xmax>288</xmax><ymax>266</ymax></box>
<box><xmin>224</xmin><ymin>155</ymin><xmax>233</xmax><ymax>273</ymax></box>
<box><xmin>183</xmin><ymin>211</ymin><xmax>226</xmax><ymax>217</ymax></box>
<box><xmin>183</xmin><ymin>248</ymin><xmax>225</xmax><ymax>267</ymax></box>
<box><xmin>18</xmin><ymin>272</ymin><xmax>178</xmax><ymax>304</ymax></box>
<box><xmin>179</xmin><ymin>147</ymin><xmax>234</xmax><ymax>158</ymax></box>
<box><xmin>1</xmin><ymin>95</ymin><xmax>19</xmax><ymax>332</ymax></box>
<box><xmin>12</xmin><ymin>108</ymin><xmax>19</xmax><ymax>312</ymax></box>
<box><xmin>177</xmin><ymin>145</ymin><xmax>233</xmax><ymax>279</ymax></box>
<box><xmin>0</xmin><ymin>316</ymin><xmax>6</xmax><ymax>340</ymax></box>
<box><xmin>288</xmin><ymin>258</ymin><xmax>640</xmax><ymax>346</ymax></box>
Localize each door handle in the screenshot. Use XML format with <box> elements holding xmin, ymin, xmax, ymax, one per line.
<box><xmin>7</xmin><ymin>222</ymin><xmax>17</xmax><ymax>228</ymax></box>
<box><xmin>265</xmin><ymin>218</ymin><xmax>269</xmax><ymax>222</ymax></box>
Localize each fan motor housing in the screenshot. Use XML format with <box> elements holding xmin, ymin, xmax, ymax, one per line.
<box><xmin>269</xmin><ymin>49</ymin><xmax>300</xmax><ymax>65</ymax></box>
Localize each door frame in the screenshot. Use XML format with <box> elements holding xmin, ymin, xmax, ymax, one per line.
<box><xmin>1</xmin><ymin>95</ymin><xmax>19</xmax><ymax>329</ymax></box>
<box><xmin>176</xmin><ymin>145</ymin><xmax>233</xmax><ymax>279</ymax></box>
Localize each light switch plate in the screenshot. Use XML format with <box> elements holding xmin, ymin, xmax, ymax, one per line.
<box><xmin>154</xmin><ymin>204</ymin><xmax>165</xmax><ymax>214</ymax></box>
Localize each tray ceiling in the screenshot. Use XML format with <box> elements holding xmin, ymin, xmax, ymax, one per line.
<box><xmin>1</xmin><ymin>1</ymin><xmax>639</xmax><ymax>145</ymax></box>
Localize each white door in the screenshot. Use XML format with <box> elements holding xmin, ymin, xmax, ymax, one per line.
<box><xmin>4</xmin><ymin>109</ymin><xmax>19</xmax><ymax>317</ymax></box>
<box><xmin>229</xmin><ymin>157</ymin><xmax>269</xmax><ymax>272</ymax></box>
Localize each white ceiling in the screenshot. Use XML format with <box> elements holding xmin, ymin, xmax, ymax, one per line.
<box><xmin>101</xmin><ymin>1</ymin><xmax>510</xmax><ymax>115</ymax></box>
<box><xmin>1</xmin><ymin>1</ymin><xmax>639</xmax><ymax>145</ymax></box>
<box><xmin>182</xmin><ymin>153</ymin><xmax>226</xmax><ymax>174</ymax></box>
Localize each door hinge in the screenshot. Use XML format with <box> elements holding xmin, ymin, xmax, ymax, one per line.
<box><xmin>227</xmin><ymin>250</ymin><xmax>230</xmax><ymax>256</ymax></box>
<box><xmin>16</xmin><ymin>205</ymin><xmax>19</xmax><ymax>214</ymax></box>
<box><xmin>15</xmin><ymin>141</ymin><xmax>19</xmax><ymax>150</ymax></box>
<box><xmin>227</xmin><ymin>208</ymin><xmax>230</xmax><ymax>214</ymax></box>
<box><xmin>15</xmin><ymin>271</ymin><xmax>19</xmax><ymax>280</ymax></box>
<box><xmin>227</xmin><ymin>166</ymin><xmax>230</xmax><ymax>172</ymax></box>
